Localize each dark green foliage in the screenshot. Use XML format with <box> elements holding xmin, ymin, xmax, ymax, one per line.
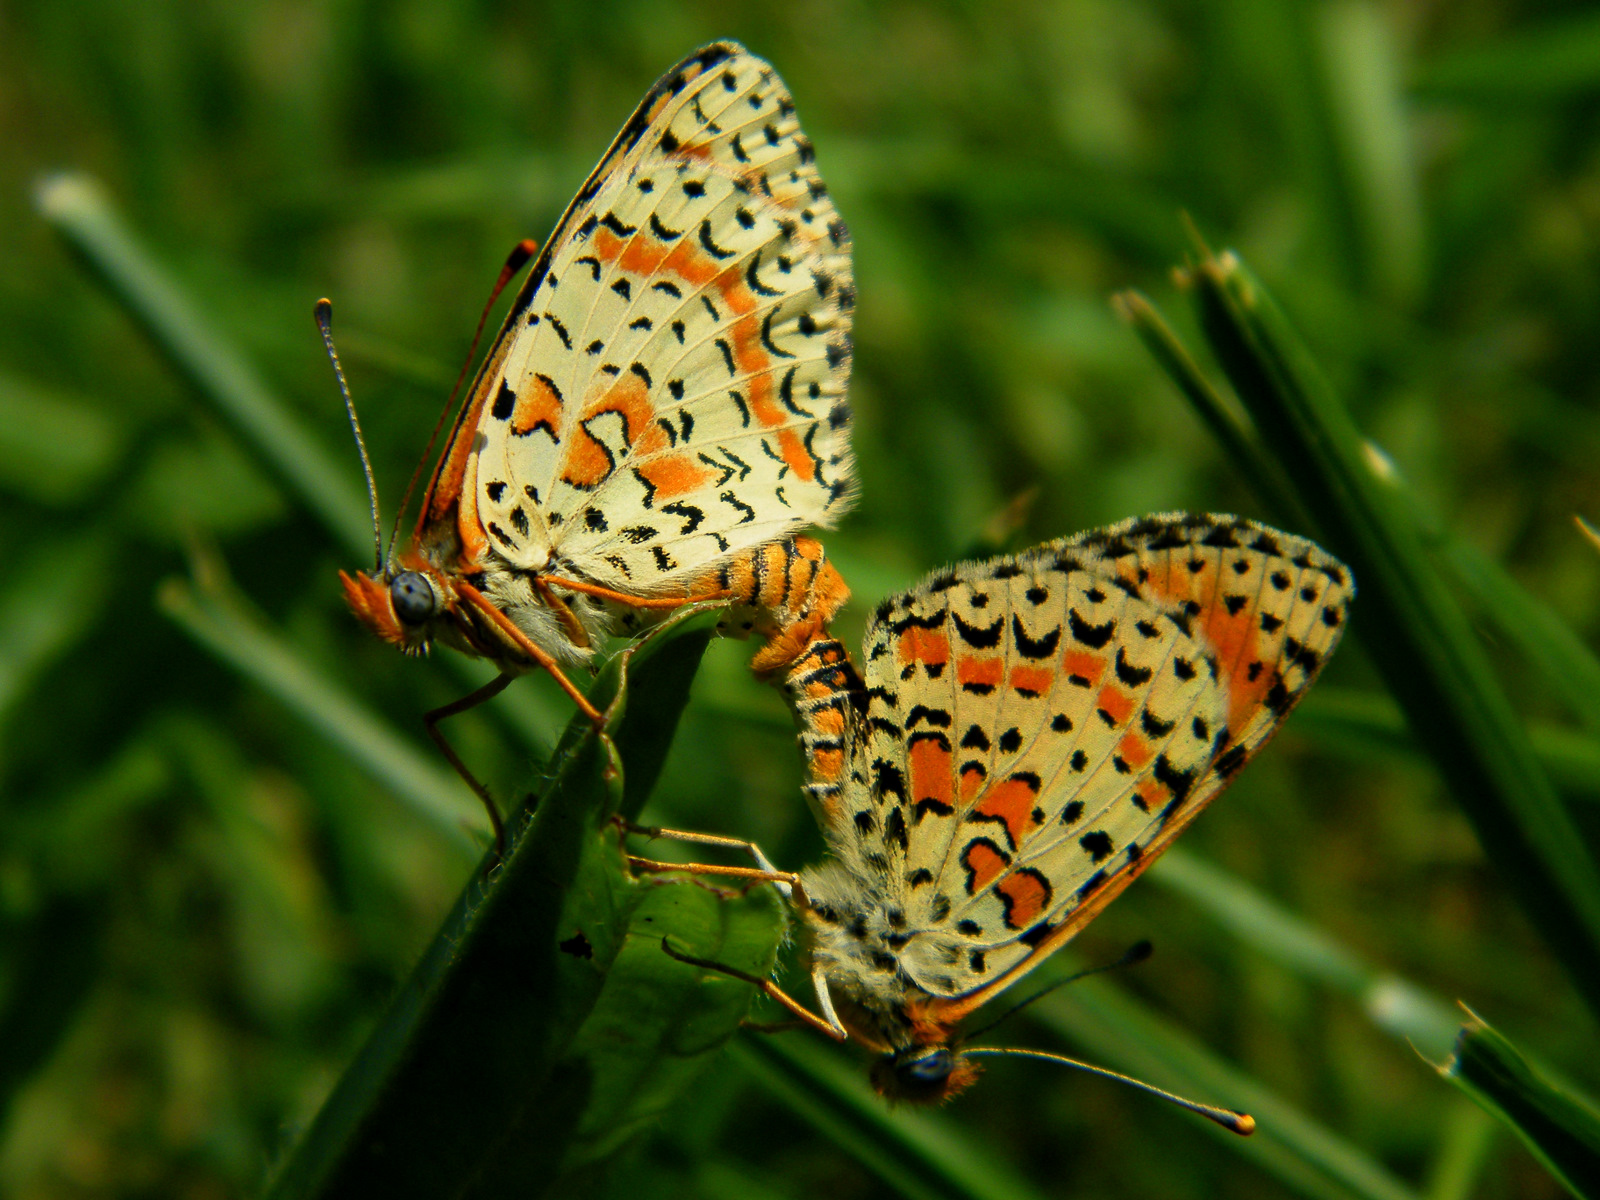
<box><xmin>266</xmin><ymin>611</ymin><xmax>786</xmax><ymax>1198</ymax></box>
<box><xmin>5</xmin><ymin>3</ymin><xmax>1600</xmax><ymax>1197</ymax></box>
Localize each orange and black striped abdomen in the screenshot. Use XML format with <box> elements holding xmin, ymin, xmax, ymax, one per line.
<box><xmin>781</xmin><ymin>633</ymin><xmax>866</xmax><ymax>823</ymax></box>
<box><xmin>711</xmin><ymin>535</ymin><xmax>852</xmax><ymax>676</ymax></box>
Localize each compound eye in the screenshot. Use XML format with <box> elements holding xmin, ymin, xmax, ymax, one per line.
<box><xmin>900</xmin><ymin>1047</ymin><xmax>954</xmax><ymax>1085</ymax></box>
<box><xmin>389</xmin><ymin>571</ymin><xmax>437</xmax><ymax>626</ymax></box>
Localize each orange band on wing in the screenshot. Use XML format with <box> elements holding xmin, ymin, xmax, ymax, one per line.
<box><xmin>1061</xmin><ymin>649</ymin><xmax>1106</xmax><ymax>685</ymax></box>
<box><xmin>1009</xmin><ymin>664</ymin><xmax>1053</xmax><ymax>696</ymax></box>
<box><xmin>908</xmin><ymin>734</ymin><xmax>954</xmax><ymax>813</ymax></box>
<box><xmin>1126</xmin><ymin>557</ymin><xmax>1269</xmax><ymax>731</ymax></box>
<box><xmin>961</xmin><ymin>839</ymin><xmax>1009</xmax><ymax>893</ymax></box>
<box><xmin>1096</xmin><ymin>684</ymin><xmax>1135</xmax><ymax>727</ymax></box>
<box><xmin>995</xmin><ymin>869</ymin><xmax>1051</xmax><ymax>930</ymax></box>
<box><xmin>1117</xmin><ymin>730</ymin><xmax>1153</xmax><ymax>770</ymax></box>
<box><xmin>971</xmin><ymin>776</ymin><xmax>1040</xmax><ymax>848</ymax></box>
<box><xmin>635</xmin><ymin>454</ymin><xmax>711</xmax><ymax>498</ymax></box>
<box><xmin>898</xmin><ymin>628</ymin><xmax>949</xmax><ymax>669</ymax></box>
<box><xmin>957</xmin><ymin>655</ymin><xmax>1003</xmax><ymax>692</ymax></box>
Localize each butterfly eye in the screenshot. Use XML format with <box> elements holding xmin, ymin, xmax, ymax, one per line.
<box><xmin>389</xmin><ymin>571</ymin><xmax>438</xmax><ymax>626</ymax></box>
<box><xmin>898</xmin><ymin>1047</ymin><xmax>954</xmax><ymax>1085</ymax></box>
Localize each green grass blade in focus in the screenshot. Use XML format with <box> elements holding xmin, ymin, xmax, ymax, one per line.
<box><xmin>1440</xmin><ymin>1011</ymin><xmax>1600</xmax><ymax>1199</ymax></box>
<box><xmin>34</xmin><ymin>173</ymin><xmax>373</xmax><ymax>557</ymax></box>
<box><xmin>1178</xmin><ymin>248</ymin><xmax>1600</xmax><ymax>1020</ymax></box>
<box><xmin>1437</xmin><ymin>536</ymin><xmax>1600</xmax><ymax>737</ymax></box>
<box><xmin>264</xmin><ymin>610</ymin><xmax>785</xmax><ymax>1198</ymax></box>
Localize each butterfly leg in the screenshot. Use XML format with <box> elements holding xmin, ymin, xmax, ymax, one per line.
<box><xmin>424</xmin><ymin>673</ymin><xmax>514</xmax><ymax>853</ymax></box>
<box><xmin>622</xmin><ymin>821</ymin><xmax>803</xmax><ymax>903</ymax></box>
<box><xmin>453</xmin><ymin>580</ymin><xmax>605</xmax><ymax>726</ymax></box>
<box><xmin>659</xmin><ymin>939</ymin><xmax>847</xmax><ymax>1041</ymax></box>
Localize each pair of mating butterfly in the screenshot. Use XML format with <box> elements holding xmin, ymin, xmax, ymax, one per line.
<box><xmin>332</xmin><ymin>42</ymin><xmax>1351</xmax><ymax>1125</ymax></box>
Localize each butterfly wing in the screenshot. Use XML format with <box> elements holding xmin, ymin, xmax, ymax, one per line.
<box><xmin>840</xmin><ymin>514</ymin><xmax>1352</xmax><ymax>1008</ymax></box>
<box><xmin>463</xmin><ymin>42</ymin><xmax>854</xmax><ymax>591</ymax></box>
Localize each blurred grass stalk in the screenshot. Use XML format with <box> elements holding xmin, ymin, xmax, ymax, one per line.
<box><xmin>35</xmin><ymin>171</ymin><xmax>563</xmax><ymax>754</ymax></box>
<box><xmin>158</xmin><ymin>572</ymin><xmax>484</xmax><ymax>858</ymax></box>
<box><xmin>1037</xmin><ymin>977</ymin><xmax>1421</xmax><ymax>1200</ymax></box>
<box><xmin>1119</xmin><ymin>258</ymin><xmax>1600</xmax><ymax>1021</ymax></box>
<box><xmin>33</xmin><ymin>173</ymin><xmax>373</xmax><ymax>557</ymax></box>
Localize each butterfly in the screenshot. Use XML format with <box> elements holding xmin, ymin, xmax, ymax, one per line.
<box><xmin>644</xmin><ymin>513</ymin><xmax>1352</xmax><ymax>1113</ymax></box>
<box><xmin>333</xmin><ymin>43</ymin><xmax>856</xmax><ymax>831</ymax></box>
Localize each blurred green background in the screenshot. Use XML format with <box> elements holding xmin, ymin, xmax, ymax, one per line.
<box><xmin>4</xmin><ymin>1</ymin><xmax>1600</xmax><ymax>1197</ymax></box>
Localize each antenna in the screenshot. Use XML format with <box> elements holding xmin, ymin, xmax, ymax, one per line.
<box><xmin>389</xmin><ymin>238</ymin><xmax>540</xmax><ymax>558</ymax></box>
<box><xmin>316</xmin><ymin>298</ymin><xmax>382</xmax><ymax>573</ymax></box>
<box><xmin>963</xmin><ymin>1047</ymin><xmax>1254</xmax><ymax>1135</ymax></box>
<box><xmin>964</xmin><ymin>940</ymin><xmax>1153</xmax><ymax>1043</ymax></box>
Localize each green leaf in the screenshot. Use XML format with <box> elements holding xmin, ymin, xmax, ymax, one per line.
<box><xmin>1439</xmin><ymin>1011</ymin><xmax>1600</xmax><ymax>1199</ymax></box>
<box><xmin>265</xmin><ymin>610</ymin><xmax>785</xmax><ymax>1198</ymax></box>
<box><xmin>1177</xmin><ymin>247</ymin><xmax>1600</xmax><ymax>1020</ymax></box>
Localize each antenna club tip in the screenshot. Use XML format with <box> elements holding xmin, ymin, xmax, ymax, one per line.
<box><xmin>1230</xmin><ymin>1112</ymin><xmax>1256</xmax><ymax>1137</ymax></box>
<box><xmin>314</xmin><ymin>297</ymin><xmax>333</xmax><ymax>325</ymax></box>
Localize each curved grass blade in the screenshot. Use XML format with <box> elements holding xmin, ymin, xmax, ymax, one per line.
<box><xmin>1439</xmin><ymin>1011</ymin><xmax>1600</xmax><ymax>1199</ymax></box>
<box><xmin>265</xmin><ymin>608</ymin><xmax>786</xmax><ymax>1198</ymax></box>
<box><xmin>1413</xmin><ymin>11</ymin><xmax>1600</xmax><ymax>102</ymax></box>
<box><xmin>1180</xmin><ymin>248</ymin><xmax>1600</xmax><ymax>1019</ymax></box>
<box><xmin>1294</xmin><ymin>687</ymin><xmax>1600</xmax><ymax>799</ymax></box>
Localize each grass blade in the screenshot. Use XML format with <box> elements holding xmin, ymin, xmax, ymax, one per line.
<box><xmin>34</xmin><ymin>173</ymin><xmax>373</xmax><ymax>557</ymax></box>
<box><xmin>1439</xmin><ymin>1011</ymin><xmax>1600</xmax><ymax>1199</ymax></box>
<box><xmin>157</xmin><ymin>576</ymin><xmax>482</xmax><ymax>854</ymax></box>
<box><xmin>1180</xmin><ymin>247</ymin><xmax>1600</xmax><ymax>1020</ymax></box>
<box><xmin>1151</xmin><ymin>847</ymin><xmax>1460</xmax><ymax>1056</ymax></box>
<box><xmin>1035</xmin><ymin>978</ymin><xmax>1421</xmax><ymax>1200</ymax></box>
<box><xmin>265</xmin><ymin>609</ymin><xmax>785</xmax><ymax>1197</ymax></box>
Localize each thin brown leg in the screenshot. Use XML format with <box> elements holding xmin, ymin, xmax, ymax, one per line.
<box><xmin>425</xmin><ymin>672</ymin><xmax>514</xmax><ymax>853</ymax></box>
<box><xmin>658</xmin><ymin>939</ymin><xmax>845</xmax><ymax>1041</ymax></box>
<box><xmin>453</xmin><ymin>582</ymin><xmax>604</xmax><ymax>725</ymax></box>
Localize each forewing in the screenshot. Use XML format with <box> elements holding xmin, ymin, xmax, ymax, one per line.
<box><xmin>843</xmin><ymin>515</ymin><xmax>1352</xmax><ymax>1002</ymax></box>
<box><xmin>467</xmin><ymin>42</ymin><xmax>854</xmax><ymax>588</ymax></box>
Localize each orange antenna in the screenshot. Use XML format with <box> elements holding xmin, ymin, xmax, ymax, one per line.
<box><xmin>962</xmin><ymin>1047</ymin><xmax>1255</xmax><ymax>1136</ymax></box>
<box><xmin>389</xmin><ymin>238</ymin><xmax>540</xmax><ymax>558</ymax></box>
<box><xmin>316</xmin><ymin>299</ymin><xmax>382</xmax><ymax>573</ymax></box>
